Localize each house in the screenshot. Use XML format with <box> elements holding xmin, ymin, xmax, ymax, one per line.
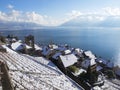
<box><xmin>52</xmin><ymin>52</ymin><xmax>62</xmax><ymax>60</ymax></box>
<box><xmin>11</xmin><ymin>41</ymin><xmax>33</xmax><ymax>54</ymax></box>
<box><xmin>51</xmin><ymin>53</ymin><xmax>78</xmax><ymax>74</ymax></box>
<box><xmin>34</xmin><ymin>44</ymin><xmax>42</xmax><ymax>51</ymax></box>
<box><xmin>83</xmin><ymin>51</ymin><xmax>96</xmax><ymax>60</ymax></box>
<box><xmin>82</xmin><ymin>59</ymin><xmax>96</xmax><ymax>69</ymax></box>
<box><xmin>56</xmin><ymin>45</ymin><xmax>67</xmax><ymax>51</ymax></box>
<box><xmin>81</xmin><ymin>58</ymin><xmax>97</xmax><ymax>73</ymax></box>
<box><xmin>6</xmin><ymin>35</ymin><xmax>18</xmax><ymax>43</ymax></box>
<box><xmin>32</xmin><ymin>44</ymin><xmax>43</xmax><ymax>56</ymax></box>
<box><xmin>42</xmin><ymin>47</ymin><xmax>56</xmax><ymax>59</ymax></box>
<box><xmin>49</xmin><ymin>44</ymin><xmax>58</xmax><ymax>49</ymax></box>
<box><xmin>64</xmin><ymin>49</ymin><xmax>71</xmax><ymax>55</ymax></box>
<box><xmin>73</xmin><ymin>48</ymin><xmax>83</xmax><ymax>57</ymax></box>
<box><xmin>59</xmin><ymin>54</ymin><xmax>78</xmax><ymax>68</ymax></box>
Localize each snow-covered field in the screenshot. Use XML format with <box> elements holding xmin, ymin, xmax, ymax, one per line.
<box><xmin>0</xmin><ymin>52</ymin><xmax>82</xmax><ymax>90</ymax></box>
<box><xmin>93</xmin><ymin>79</ymin><xmax>120</xmax><ymax>90</ymax></box>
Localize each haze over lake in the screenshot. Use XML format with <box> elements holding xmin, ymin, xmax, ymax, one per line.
<box><xmin>1</xmin><ymin>27</ymin><xmax>120</xmax><ymax>65</ymax></box>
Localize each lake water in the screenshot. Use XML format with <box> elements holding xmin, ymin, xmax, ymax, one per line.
<box><xmin>1</xmin><ymin>27</ymin><xmax>120</xmax><ymax>65</ymax></box>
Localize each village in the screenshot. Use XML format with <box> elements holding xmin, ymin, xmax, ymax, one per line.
<box><xmin>0</xmin><ymin>34</ymin><xmax>120</xmax><ymax>90</ymax></box>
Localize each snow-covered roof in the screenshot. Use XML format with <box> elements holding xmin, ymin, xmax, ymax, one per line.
<box><xmin>12</xmin><ymin>38</ymin><xmax>17</xmax><ymax>42</ymax></box>
<box><xmin>60</xmin><ymin>54</ymin><xmax>78</xmax><ymax>67</ymax></box>
<box><xmin>82</xmin><ymin>59</ymin><xmax>96</xmax><ymax>69</ymax></box>
<box><xmin>90</xmin><ymin>59</ymin><xmax>96</xmax><ymax>66</ymax></box>
<box><xmin>49</xmin><ymin>44</ymin><xmax>58</xmax><ymax>49</ymax></box>
<box><xmin>96</xmin><ymin>58</ymin><xmax>107</xmax><ymax>65</ymax></box>
<box><xmin>11</xmin><ymin>41</ymin><xmax>24</xmax><ymax>50</ymax></box>
<box><xmin>75</xmin><ymin>48</ymin><xmax>80</xmax><ymax>52</ymax></box>
<box><xmin>64</xmin><ymin>49</ymin><xmax>71</xmax><ymax>54</ymax></box>
<box><xmin>52</xmin><ymin>52</ymin><xmax>61</xmax><ymax>59</ymax></box>
<box><xmin>93</xmin><ymin>86</ymin><xmax>101</xmax><ymax>90</ymax></box>
<box><xmin>11</xmin><ymin>41</ymin><xmax>32</xmax><ymax>51</ymax></box>
<box><xmin>84</xmin><ymin>51</ymin><xmax>96</xmax><ymax>59</ymax></box>
<box><xmin>75</xmin><ymin>48</ymin><xmax>83</xmax><ymax>53</ymax></box>
<box><xmin>34</xmin><ymin>44</ymin><xmax>42</xmax><ymax>50</ymax></box>
<box><xmin>0</xmin><ymin>52</ymin><xmax>83</xmax><ymax>90</ymax></box>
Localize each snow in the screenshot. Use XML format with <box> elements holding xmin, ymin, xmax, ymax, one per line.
<box><xmin>11</xmin><ymin>41</ymin><xmax>24</xmax><ymax>50</ymax></box>
<box><xmin>93</xmin><ymin>86</ymin><xmax>101</xmax><ymax>90</ymax></box>
<box><xmin>0</xmin><ymin>87</ymin><xmax>2</xmax><ymax>90</ymax></box>
<box><xmin>11</xmin><ymin>41</ymin><xmax>32</xmax><ymax>51</ymax></box>
<box><xmin>42</xmin><ymin>46</ymin><xmax>50</xmax><ymax>55</ymax></box>
<box><xmin>49</xmin><ymin>44</ymin><xmax>58</xmax><ymax>49</ymax></box>
<box><xmin>84</xmin><ymin>51</ymin><xmax>96</xmax><ymax>59</ymax></box>
<box><xmin>75</xmin><ymin>48</ymin><xmax>83</xmax><ymax>53</ymax></box>
<box><xmin>12</xmin><ymin>38</ymin><xmax>17</xmax><ymax>42</ymax></box>
<box><xmin>100</xmin><ymin>79</ymin><xmax>120</xmax><ymax>90</ymax></box>
<box><xmin>60</xmin><ymin>54</ymin><xmax>78</xmax><ymax>67</ymax></box>
<box><xmin>64</xmin><ymin>50</ymin><xmax>71</xmax><ymax>54</ymax></box>
<box><xmin>90</xmin><ymin>59</ymin><xmax>96</xmax><ymax>66</ymax></box>
<box><xmin>0</xmin><ymin>52</ymin><xmax>83</xmax><ymax>90</ymax></box>
<box><xmin>34</xmin><ymin>44</ymin><xmax>42</xmax><ymax>50</ymax></box>
<box><xmin>23</xmin><ymin>54</ymin><xmax>60</xmax><ymax>71</ymax></box>
<box><xmin>75</xmin><ymin>48</ymin><xmax>80</xmax><ymax>52</ymax></box>
<box><xmin>93</xmin><ymin>79</ymin><xmax>120</xmax><ymax>90</ymax></box>
<box><xmin>2</xmin><ymin>45</ymin><xmax>16</xmax><ymax>53</ymax></box>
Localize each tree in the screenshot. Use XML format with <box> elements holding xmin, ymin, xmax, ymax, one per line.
<box><xmin>106</xmin><ymin>70</ymin><xmax>116</xmax><ymax>79</ymax></box>
<box><xmin>68</xmin><ymin>65</ymin><xmax>79</xmax><ymax>73</ymax></box>
<box><xmin>86</xmin><ymin>66</ymin><xmax>99</xmax><ymax>84</ymax></box>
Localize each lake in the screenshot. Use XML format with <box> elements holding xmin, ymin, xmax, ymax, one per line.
<box><xmin>1</xmin><ymin>27</ymin><xmax>120</xmax><ymax>65</ymax></box>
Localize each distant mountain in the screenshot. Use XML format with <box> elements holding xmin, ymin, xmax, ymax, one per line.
<box><xmin>0</xmin><ymin>21</ymin><xmax>43</xmax><ymax>30</ymax></box>
<box><xmin>61</xmin><ymin>16</ymin><xmax>120</xmax><ymax>28</ymax></box>
<box><xmin>98</xmin><ymin>16</ymin><xmax>120</xmax><ymax>27</ymax></box>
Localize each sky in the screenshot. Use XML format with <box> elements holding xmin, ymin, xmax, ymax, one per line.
<box><xmin>0</xmin><ymin>0</ymin><xmax>120</xmax><ymax>26</ymax></box>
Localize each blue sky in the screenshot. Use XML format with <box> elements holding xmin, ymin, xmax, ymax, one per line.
<box><xmin>0</xmin><ymin>0</ymin><xmax>120</xmax><ymax>26</ymax></box>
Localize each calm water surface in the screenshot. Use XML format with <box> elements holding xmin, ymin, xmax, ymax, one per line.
<box><xmin>1</xmin><ymin>27</ymin><xmax>120</xmax><ymax>65</ymax></box>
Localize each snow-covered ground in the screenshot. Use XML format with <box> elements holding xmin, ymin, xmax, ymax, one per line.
<box><xmin>93</xmin><ymin>79</ymin><xmax>120</xmax><ymax>90</ymax></box>
<box><xmin>0</xmin><ymin>52</ymin><xmax>83</xmax><ymax>90</ymax></box>
<box><xmin>22</xmin><ymin>54</ymin><xmax>62</xmax><ymax>72</ymax></box>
